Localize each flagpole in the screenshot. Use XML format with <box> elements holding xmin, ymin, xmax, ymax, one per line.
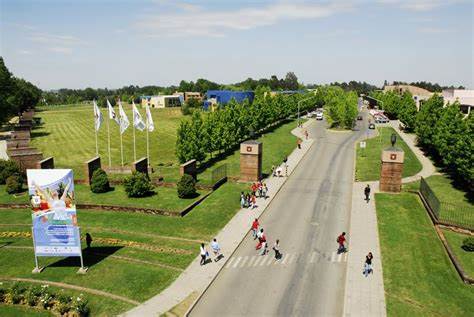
<box><xmin>107</xmin><ymin>111</ymin><xmax>111</xmax><ymax>167</ymax></box>
<box><xmin>146</xmin><ymin>118</ymin><xmax>150</xmax><ymax>168</ymax></box>
<box><xmin>133</xmin><ymin>114</ymin><xmax>137</xmax><ymax>162</ymax></box>
<box><xmin>93</xmin><ymin>103</ymin><xmax>98</xmax><ymax>156</ymax></box>
<box><xmin>120</xmin><ymin>130</ymin><xmax>124</xmax><ymax>167</ymax></box>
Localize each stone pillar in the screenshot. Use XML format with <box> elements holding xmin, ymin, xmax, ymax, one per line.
<box><xmin>36</xmin><ymin>157</ymin><xmax>54</xmax><ymax>169</ymax></box>
<box><xmin>180</xmin><ymin>159</ymin><xmax>197</xmax><ymax>179</ymax></box>
<box><xmin>132</xmin><ymin>157</ymin><xmax>149</xmax><ymax>178</ymax></box>
<box><xmin>240</xmin><ymin>140</ymin><xmax>262</xmax><ymax>182</ymax></box>
<box><xmin>84</xmin><ymin>156</ymin><xmax>101</xmax><ymax>185</ymax></box>
<box><xmin>380</xmin><ymin>148</ymin><xmax>405</xmax><ymax>192</ymax></box>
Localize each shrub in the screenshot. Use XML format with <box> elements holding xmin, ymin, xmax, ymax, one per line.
<box><xmin>124</xmin><ymin>172</ymin><xmax>154</xmax><ymax>198</ymax></box>
<box><xmin>0</xmin><ymin>159</ymin><xmax>21</xmax><ymax>184</ymax></box>
<box><xmin>5</xmin><ymin>174</ymin><xmax>24</xmax><ymax>194</ymax></box>
<box><xmin>24</xmin><ymin>286</ymin><xmax>41</xmax><ymax>306</ymax></box>
<box><xmin>90</xmin><ymin>168</ymin><xmax>110</xmax><ymax>193</ymax></box>
<box><xmin>462</xmin><ymin>237</ymin><xmax>474</xmax><ymax>252</ymax></box>
<box><xmin>177</xmin><ymin>174</ymin><xmax>196</xmax><ymax>198</ymax></box>
<box><xmin>6</xmin><ymin>282</ymin><xmax>25</xmax><ymax>304</ymax></box>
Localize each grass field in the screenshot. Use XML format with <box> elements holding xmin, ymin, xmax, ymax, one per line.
<box><xmin>355</xmin><ymin>127</ymin><xmax>422</xmax><ymax>181</ymax></box>
<box><xmin>375</xmin><ymin>192</ymin><xmax>474</xmax><ymax>316</ymax></box>
<box><xmin>0</xmin><ymin>181</ymin><xmax>248</xmax><ymax>315</ymax></box>
<box><xmin>442</xmin><ymin>229</ymin><xmax>474</xmax><ymax>278</ymax></box>
<box><xmin>402</xmin><ymin>174</ymin><xmax>474</xmax><ymax>229</ymax></box>
<box><xmin>31</xmin><ymin>104</ymin><xmax>183</xmax><ymax>179</ymax></box>
<box><xmin>0</xmin><ymin>184</ymin><xmax>208</xmax><ymax>213</ymax></box>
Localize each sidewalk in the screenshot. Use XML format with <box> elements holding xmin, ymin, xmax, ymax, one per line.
<box><xmin>344</xmin><ymin>120</ymin><xmax>437</xmax><ymax>316</ymax></box>
<box><xmin>123</xmin><ymin>120</ymin><xmax>316</xmax><ymax>317</ymax></box>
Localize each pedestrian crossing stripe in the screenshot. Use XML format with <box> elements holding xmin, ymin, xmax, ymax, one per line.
<box><xmin>223</xmin><ymin>251</ymin><xmax>348</xmax><ymax>270</ymax></box>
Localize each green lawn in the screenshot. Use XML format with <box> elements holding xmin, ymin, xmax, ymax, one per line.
<box><xmin>0</xmin><ymin>181</ymin><xmax>247</xmax><ymax>315</ymax></box>
<box><xmin>375</xmin><ymin>192</ymin><xmax>474</xmax><ymax>316</ymax></box>
<box><xmin>31</xmin><ymin>105</ymin><xmax>183</xmax><ymax>179</ymax></box>
<box><xmin>0</xmin><ymin>304</ymin><xmax>52</xmax><ymax>317</ymax></box>
<box><xmin>442</xmin><ymin>229</ymin><xmax>474</xmax><ymax>278</ymax></box>
<box><xmin>355</xmin><ymin>127</ymin><xmax>422</xmax><ymax>181</ymax></box>
<box><xmin>402</xmin><ymin>174</ymin><xmax>474</xmax><ymax>229</ymax></box>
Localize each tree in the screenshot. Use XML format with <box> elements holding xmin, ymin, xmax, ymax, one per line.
<box><xmin>0</xmin><ymin>57</ymin><xmax>16</xmax><ymax>123</ymax></box>
<box><xmin>284</xmin><ymin>72</ymin><xmax>299</xmax><ymax>91</ymax></box>
<box><xmin>415</xmin><ymin>94</ymin><xmax>444</xmax><ymax>152</ymax></box>
<box><xmin>397</xmin><ymin>91</ymin><xmax>417</xmax><ymax>131</ymax></box>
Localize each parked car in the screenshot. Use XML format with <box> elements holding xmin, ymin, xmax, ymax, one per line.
<box><xmin>374</xmin><ymin>115</ymin><xmax>389</xmax><ymax>123</ymax></box>
<box><xmin>369</xmin><ymin>123</ymin><xmax>375</xmax><ymax>129</ymax></box>
<box><xmin>316</xmin><ymin>112</ymin><xmax>323</xmax><ymax>120</ymax></box>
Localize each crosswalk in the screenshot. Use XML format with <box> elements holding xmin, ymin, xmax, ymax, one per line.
<box><xmin>224</xmin><ymin>251</ymin><xmax>348</xmax><ymax>270</ymax></box>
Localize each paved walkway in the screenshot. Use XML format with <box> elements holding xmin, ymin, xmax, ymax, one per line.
<box><xmin>123</xmin><ymin>120</ymin><xmax>316</xmax><ymax>317</ymax></box>
<box><xmin>344</xmin><ymin>119</ymin><xmax>437</xmax><ymax>317</ymax></box>
<box><xmin>0</xmin><ymin>140</ymin><xmax>8</xmax><ymax>160</ymax></box>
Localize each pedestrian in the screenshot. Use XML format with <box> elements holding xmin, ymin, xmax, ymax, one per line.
<box><xmin>240</xmin><ymin>192</ymin><xmax>245</xmax><ymax>209</ymax></box>
<box><xmin>256</xmin><ymin>228</ymin><xmax>264</xmax><ymax>250</ymax></box>
<box><xmin>257</xmin><ymin>181</ymin><xmax>263</xmax><ymax>198</ymax></box>
<box><xmin>262</xmin><ymin>183</ymin><xmax>268</xmax><ymax>199</ymax></box>
<box><xmin>273</xmin><ymin>239</ymin><xmax>282</xmax><ymax>260</ymax></box>
<box><xmin>283</xmin><ymin>157</ymin><xmax>288</xmax><ymax>165</ymax></box>
<box><xmin>271</xmin><ymin>165</ymin><xmax>276</xmax><ymax>177</ymax></box>
<box><xmin>211</xmin><ymin>238</ymin><xmax>222</xmax><ymax>262</ymax></box>
<box><xmin>261</xmin><ymin>239</ymin><xmax>268</xmax><ymax>256</ymax></box>
<box><xmin>200</xmin><ymin>243</ymin><xmax>208</xmax><ymax>265</ymax></box>
<box><xmin>337</xmin><ymin>232</ymin><xmax>346</xmax><ymax>254</ymax></box>
<box><xmin>85</xmin><ymin>233</ymin><xmax>93</xmax><ymax>249</ymax></box>
<box><xmin>246</xmin><ymin>193</ymin><xmax>251</xmax><ymax>208</ymax></box>
<box><xmin>276</xmin><ymin>166</ymin><xmax>283</xmax><ymax>177</ymax></box>
<box><xmin>363</xmin><ymin>252</ymin><xmax>373</xmax><ymax>277</ymax></box>
<box><xmin>364</xmin><ymin>184</ymin><xmax>371</xmax><ymax>202</ymax></box>
<box><xmin>251</xmin><ymin>218</ymin><xmax>259</xmax><ymax>239</ymax></box>
<box><xmin>297</xmin><ymin>138</ymin><xmax>302</xmax><ymax>149</ymax></box>
<box><xmin>251</xmin><ymin>193</ymin><xmax>257</xmax><ymax>209</ymax></box>
<box><xmin>304</xmin><ymin>129</ymin><xmax>309</xmax><ymax>140</ymax></box>
<box><xmin>251</xmin><ymin>183</ymin><xmax>257</xmax><ymax>196</ymax></box>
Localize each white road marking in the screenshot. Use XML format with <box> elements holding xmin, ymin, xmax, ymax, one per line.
<box><xmin>253</xmin><ymin>256</ymin><xmax>263</xmax><ymax>267</ymax></box>
<box><xmin>337</xmin><ymin>253</ymin><xmax>342</xmax><ymax>262</ymax></box>
<box><xmin>247</xmin><ymin>256</ymin><xmax>256</xmax><ymax>267</ymax></box>
<box><xmin>344</xmin><ymin>253</ymin><xmax>348</xmax><ymax>262</ymax></box>
<box><xmin>266</xmin><ymin>256</ymin><xmax>274</xmax><ymax>266</ymax></box>
<box><xmin>281</xmin><ymin>253</ymin><xmax>290</xmax><ymax>265</ymax></box>
<box><xmin>259</xmin><ymin>256</ymin><xmax>269</xmax><ymax>266</ymax></box>
<box><xmin>225</xmin><ymin>257</ymin><xmax>235</xmax><ymax>268</ymax></box>
<box><xmin>239</xmin><ymin>256</ymin><xmax>249</xmax><ymax>268</ymax></box>
<box><xmin>310</xmin><ymin>251</ymin><xmax>317</xmax><ymax>263</ymax></box>
<box><xmin>232</xmin><ymin>257</ymin><xmax>242</xmax><ymax>268</ymax></box>
<box><xmin>331</xmin><ymin>252</ymin><xmax>336</xmax><ymax>262</ymax></box>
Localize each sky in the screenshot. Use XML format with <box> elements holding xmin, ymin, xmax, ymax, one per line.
<box><xmin>0</xmin><ymin>0</ymin><xmax>473</xmax><ymax>90</ymax></box>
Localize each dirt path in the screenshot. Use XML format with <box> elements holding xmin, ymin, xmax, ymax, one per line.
<box><xmin>0</xmin><ymin>277</ymin><xmax>140</xmax><ymax>305</ymax></box>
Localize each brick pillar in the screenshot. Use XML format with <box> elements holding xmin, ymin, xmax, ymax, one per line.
<box><xmin>240</xmin><ymin>140</ymin><xmax>262</xmax><ymax>182</ymax></box>
<box><xmin>380</xmin><ymin>148</ymin><xmax>405</xmax><ymax>192</ymax></box>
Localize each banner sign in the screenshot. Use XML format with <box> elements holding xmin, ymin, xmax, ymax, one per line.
<box><xmin>27</xmin><ymin>169</ymin><xmax>82</xmax><ymax>257</ymax></box>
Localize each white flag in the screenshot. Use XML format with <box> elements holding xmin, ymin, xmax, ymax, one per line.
<box><xmin>93</xmin><ymin>100</ymin><xmax>103</xmax><ymax>131</ymax></box>
<box><xmin>132</xmin><ymin>102</ymin><xmax>146</xmax><ymax>131</ymax></box>
<box><xmin>118</xmin><ymin>100</ymin><xmax>130</xmax><ymax>134</ymax></box>
<box><xmin>107</xmin><ymin>99</ymin><xmax>120</xmax><ymax>125</ymax></box>
<box><xmin>145</xmin><ymin>104</ymin><xmax>154</xmax><ymax>132</ymax></box>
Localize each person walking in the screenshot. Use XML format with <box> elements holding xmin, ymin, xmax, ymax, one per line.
<box><xmin>256</xmin><ymin>228</ymin><xmax>264</xmax><ymax>250</ymax></box>
<box><xmin>304</xmin><ymin>129</ymin><xmax>309</xmax><ymax>140</ymax></box>
<box><xmin>257</xmin><ymin>181</ymin><xmax>263</xmax><ymax>198</ymax></box>
<box><xmin>297</xmin><ymin>138</ymin><xmax>302</xmax><ymax>149</ymax></box>
<box><xmin>200</xmin><ymin>243</ymin><xmax>208</xmax><ymax>266</ymax></box>
<box><xmin>246</xmin><ymin>193</ymin><xmax>251</xmax><ymax>208</ymax></box>
<box><xmin>262</xmin><ymin>183</ymin><xmax>268</xmax><ymax>199</ymax></box>
<box><xmin>364</xmin><ymin>184</ymin><xmax>371</xmax><ymax>202</ymax></box>
<box><xmin>251</xmin><ymin>218</ymin><xmax>259</xmax><ymax>239</ymax></box>
<box><xmin>273</xmin><ymin>239</ymin><xmax>282</xmax><ymax>260</ymax></box>
<box><xmin>85</xmin><ymin>233</ymin><xmax>93</xmax><ymax>249</ymax></box>
<box><xmin>251</xmin><ymin>193</ymin><xmax>257</xmax><ymax>209</ymax></box>
<box><xmin>251</xmin><ymin>183</ymin><xmax>257</xmax><ymax>197</ymax></box>
<box><xmin>211</xmin><ymin>238</ymin><xmax>222</xmax><ymax>262</ymax></box>
<box><xmin>337</xmin><ymin>232</ymin><xmax>346</xmax><ymax>254</ymax></box>
<box><xmin>363</xmin><ymin>252</ymin><xmax>373</xmax><ymax>277</ymax></box>
<box><xmin>271</xmin><ymin>165</ymin><xmax>276</xmax><ymax>177</ymax></box>
<box><xmin>240</xmin><ymin>192</ymin><xmax>245</xmax><ymax>209</ymax></box>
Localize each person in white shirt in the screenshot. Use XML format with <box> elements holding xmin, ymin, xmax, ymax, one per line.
<box><xmin>211</xmin><ymin>238</ymin><xmax>222</xmax><ymax>262</ymax></box>
<box><xmin>200</xmin><ymin>243</ymin><xmax>207</xmax><ymax>266</ymax></box>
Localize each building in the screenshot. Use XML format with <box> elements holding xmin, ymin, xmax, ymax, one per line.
<box><xmin>383</xmin><ymin>85</ymin><xmax>434</xmax><ymax>110</ymax></box>
<box><xmin>442</xmin><ymin>89</ymin><xmax>474</xmax><ymax>115</ymax></box>
<box><xmin>173</xmin><ymin>92</ymin><xmax>203</xmax><ymax>102</ymax></box>
<box><xmin>141</xmin><ymin>95</ymin><xmax>182</xmax><ymax>108</ymax></box>
<box><xmin>205</xmin><ymin>90</ymin><xmax>255</xmax><ymax>107</ymax></box>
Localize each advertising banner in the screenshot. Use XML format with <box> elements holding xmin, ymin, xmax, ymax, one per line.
<box><xmin>27</xmin><ymin>169</ymin><xmax>82</xmax><ymax>257</ymax></box>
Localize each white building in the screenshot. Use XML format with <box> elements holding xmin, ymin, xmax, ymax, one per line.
<box><xmin>442</xmin><ymin>89</ymin><xmax>474</xmax><ymax>115</ymax></box>
<box><xmin>141</xmin><ymin>95</ymin><xmax>181</xmax><ymax>108</ymax></box>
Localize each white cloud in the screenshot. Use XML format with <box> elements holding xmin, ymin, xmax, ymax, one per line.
<box><xmin>28</xmin><ymin>33</ymin><xmax>85</xmax><ymax>46</ymax></box>
<box><xmin>136</xmin><ymin>1</ymin><xmax>353</xmax><ymax>38</ymax></box>
<box><xmin>48</xmin><ymin>46</ymin><xmax>73</xmax><ymax>54</ymax></box>
<box><xmin>417</xmin><ymin>27</ymin><xmax>451</xmax><ymax>34</ymax></box>
<box><xmin>18</xmin><ymin>50</ymin><xmax>32</xmax><ymax>55</ymax></box>
<box><xmin>378</xmin><ymin>0</ymin><xmax>460</xmax><ymax>11</ymax></box>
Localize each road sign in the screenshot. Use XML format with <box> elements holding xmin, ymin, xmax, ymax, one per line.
<box><xmin>360</xmin><ymin>141</ymin><xmax>366</xmax><ymax>148</ymax></box>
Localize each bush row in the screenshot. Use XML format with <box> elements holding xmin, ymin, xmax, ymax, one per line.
<box><xmin>0</xmin><ymin>282</ymin><xmax>89</xmax><ymax>316</ymax></box>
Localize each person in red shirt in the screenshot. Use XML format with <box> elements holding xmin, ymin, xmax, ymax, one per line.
<box><xmin>251</xmin><ymin>218</ymin><xmax>259</xmax><ymax>240</ymax></box>
<box><xmin>251</xmin><ymin>183</ymin><xmax>257</xmax><ymax>196</ymax></box>
<box><xmin>337</xmin><ymin>232</ymin><xmax>346</xmax><ymax>254</ymax></box>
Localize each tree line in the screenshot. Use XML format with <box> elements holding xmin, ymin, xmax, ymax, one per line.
<box><xmin>0</xmin><ymin>57</ymin><xmax>42</xmax><ymax>125</ymax></box>
<box><xmin>314</xmin><ymin>86</ymin><xmax>359</xmax><ymax>129</ymax></box>
<box><xmin>370</xmin><ymin>88</ymin><xmax>472</xmax><ymax>189</ymax></box>
<box><xmin>175</xmin><ymin>92</ymin><xmax>315</xmax><ymax>164</ymax></box>
<box><xmin>384</xmin><ymin>80</ymin><xmax>464</xmax><ymax>92</ymax></box>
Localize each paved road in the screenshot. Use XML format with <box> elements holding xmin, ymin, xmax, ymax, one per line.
<box><xmin>190</xmin><ymin>115</ymin><xmax>367</xmax><ymax>317</ymax></box>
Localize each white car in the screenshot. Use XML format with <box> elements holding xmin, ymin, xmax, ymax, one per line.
<box><xmin>316</xmin><ymin>112</ymin><xmax>323</xmax><ymax>120</ymax></box>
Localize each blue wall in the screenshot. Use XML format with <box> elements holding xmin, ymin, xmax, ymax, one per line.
<box><xmin>206</xmin><ymin>90</ymin><xmax>255</xmax><ymax>105</ymax></box>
